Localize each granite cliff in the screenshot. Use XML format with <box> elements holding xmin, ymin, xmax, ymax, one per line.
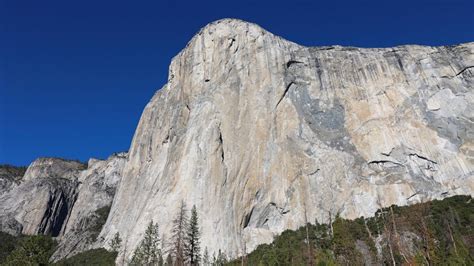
<box><xmin>0</xmin><ymin>154</ymin><xmax>126</xmax><ymax>260</ymax></box>
<box><xmin>0</xmin><ymin>19</ymin><xmax>473</xmax><ymax>262</ymax></box>
<box><xmin>99</xmin><ymin>19</ymin><xmax>474</xmax><ymax>261</ymax></box>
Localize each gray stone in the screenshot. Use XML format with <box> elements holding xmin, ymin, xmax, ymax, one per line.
<box><xmin>23</xmin><ymin>158</ymin><xmax>85</xmax><ymax>181</ymax></box>
<box><xmin>0</xmin><ymin>158</ymin><xmax>82</xmax><ymax>236</ymax></box>
<box><xmin>50</xmin><ymin>153</ymin><xmax>127</xmax><ymax>261</ymax></box>
<box><xmin>0</xmin><ymin>175</ymin><xmax>77</xmax><ymax>236</ymax></box>
<box><xmin>0</xmin><ymin>154</ymin><xmax>127</xmax><ymax>262</ymax></box>
<box><xmin>95</xmin><ymin>19</ymin><xmax>473</xmax><ymax>262</ymax></box>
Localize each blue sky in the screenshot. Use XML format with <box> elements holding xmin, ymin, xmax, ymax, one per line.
<box><xmin>1</xmin><ymin>0</ymin><xmax>473</xmax><ymax>166</ymax></box>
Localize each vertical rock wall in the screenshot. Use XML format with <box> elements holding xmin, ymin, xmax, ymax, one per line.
<box><xmin>98</xmin><ymin>19</ymin><xmax>474</xmax><ymax>260</ymax></box>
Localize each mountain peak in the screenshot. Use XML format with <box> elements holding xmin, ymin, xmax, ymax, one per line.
<box><xmin>171</xmin><ymin>18</ymin><xmax>278</xmax><ymax>64</ymax></box>
<box><xmin>198</xmin><ymin>18</ymin><xmax>266</xmax><ymax>36</ymax></box>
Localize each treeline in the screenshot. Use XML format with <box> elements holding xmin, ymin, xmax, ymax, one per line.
<box><xmin>0</xmin><ymin>233</ymin><xmax>117</xmax><ymax>265</ymax></box>
<box><xmin>0</xmin><ymin>234</ymin><xmax>57</xmax><ymax>265</ymax></box>
<box><xmin>112</xmin><ymin>201</ymin><xmax>228</xmax><ymax>266</ymax></box>
<box><xmin>228</xmin><ymin>195</ymin><xmax>474</xmax><ymax>265</ymax></box>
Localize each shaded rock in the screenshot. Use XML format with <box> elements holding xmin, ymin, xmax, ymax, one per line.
<box><xmin>50</xmin><ymin>153</ymin><xmax>127</xmax><ymax>261</ymax></box>
<box><xmin>0</xmin><ymin>154</ymin><xmax>127</xmax><ymax>262</ymax></box>
<box><xmin>0</xmin><ymin>158</ymin><xmax>84</xmax><ymax>236</ymax></box>
<box><xmin>0</xmin><ymin>177</ymin><xmax>77</xmax><ymax>236</ymax></box>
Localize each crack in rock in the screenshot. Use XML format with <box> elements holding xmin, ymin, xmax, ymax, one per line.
<box><xmin>275</xmin><ymin>82</ymin><xmax>294</xmax><ymax>110</ymax></box>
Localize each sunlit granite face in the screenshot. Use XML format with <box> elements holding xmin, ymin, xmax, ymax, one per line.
<box><xmin>98</xmin><ymin>19</ymin><xmax>473</xmax><ymax>261</ymax></box>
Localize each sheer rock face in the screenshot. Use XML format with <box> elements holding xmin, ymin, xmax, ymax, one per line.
<box><xmin>0</xmin><ymin>158</ymin><xmax>83</xmax><ymax>236</ymax></box>
<box><xmin>0</xmin><ymin>173</ymin><xmax>78</xmax><ymax>236</ymax></box>
<box><xmin>97</xmin><ymin>19</ymin><xmax>474</xmax><ymax>260</ymax></box>
<box><xmin>0</xmin><ymin>154</ymin><xmax>126</xmax><ymax>261</ymax></box>
<box><xmin>50</xmin><ymin>153</ymin><xmax>127</xmax><ymax>261</ymax></box>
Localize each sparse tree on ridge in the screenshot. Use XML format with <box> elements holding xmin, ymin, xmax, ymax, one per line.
<box><xmin>212</xmin><ymin>252</ymin><xmax>217</xmax><ymax>266</ymax></box>
<box><xmin>214</xmin><ymin>249</ymin><xmax>227</xmax><ymax>266</ymax></box>
<box><xmin>130</xmin><ymin>220</ymin><xmax>161</xmax><ymax>265</ymax></box>
<box><xmin>109</xmin><ymin>232</ymin><xmax>122</xmax><ymax>252</ymax></box>
<box><xmin>171</xmin><ymin>200</ymin><xmax>189</xmax><ymax>266</ymax></box>
<box><xmin>166</xmin><ymin>253</ymin><xmax>173</xmax><ymax>265</ymax></box>
<box><xmin>160</xmin><ymin>233</ymin><xmax>171</xmax><ymax>265</ymax></box>
<box><xmin>185</xmin><ymin>205</ymin><xmax>201</xmax><ymax>265</ymax></box>
<box><xmin>158</xmin><ymin>253</ymin><xmax>164</xmax><ymax>266</ymax></box>
<box><xmin>202</xmin><ymin>247</ymin><xmax>210</xmax><ymax>266</ymax></box>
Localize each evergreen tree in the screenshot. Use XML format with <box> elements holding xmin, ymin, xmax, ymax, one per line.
<box><xmin>158</xmin><ymin>253</ymin><xmax>164</xmax><ymax>266</ymax></box>
<box><xmin>215</xmin><ymin>249</ymin><xmax>227</xmax><ymax>266</ymax></box>
<box><xmin>166</xmin><ymin>253</ymin><xmax>173</xmax><ymax>265</ymax></box>
<box><xmin>212</xmin><ymin>252</ymin><xmax>217</xmax><ymax>266</ymax></box>
<box><xmin>109</xmin><ymin>232</ymin><xmax>122</xmax><ymax>252</ymax></box>
<box><xmin>185</xmin><ymin>205</ymin><xmax>201</xmax><ymax>265</ymax></box>
<box><xmin>2</xmin><ymin>235</ymin><xmax>56</xmax><ymax>266</ymax></box>
<box><xmin>171</xmin><ymin>200</ymin><xmax>188</xmax><ymax>266</ymax></box>
<box><xmin>202</xmin><ymin>247</ymin><xmax>210</xmax><ymax>266</ymax></box>
<box><xmin>160</xmin><ymin>233</ymin><xmax>167</xmax><ymax>256</ymax></box>
<box><xmin>130</xmin><ymin>220</ymin><xmax>161</xmax><ymax>265</ymax></box>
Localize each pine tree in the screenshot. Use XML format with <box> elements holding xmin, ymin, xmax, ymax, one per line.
<box><xmin>2</xmin><ymin>235</ymin><xmax>56</xmax><ymax>266</ymax></box>
<box><xmin>130</xmin><ymin>220</ymin><xmax>161</xmax><ymax>265</ymax></box>
<box><xmin>185</xmin><ymin>205</ymin><xmax>201</xmax><ymax>265</ymax></box>
<box><xmin>109</xmin><ymin>232</ymin><xmax>122</xmax><ymax>252</ymax></box>
<box><xmin>158</xmin><ymin>253</ymin><xmax>164</xmax><ymax>266</ymax></box>
<box><xmin>203</xmin><ymin>247</ymin><xmax>210</xmax><ymax>266</ymax></box>
<box><xmin>171</xmin><ymin>200</ymin><xmax>188</xmax><ymax>266</ymax></box>
<box><xmin>215</xmin><ymin>249</ymin><xmax>227</xmax><ymax>266</ymax></box>
<box><xmin>166</xmin><ymin>253</ymin><xmax>173</xmax><ymax>265</ymax></box>
<box><xmin>212</xmin><ymin>252</ymin><xmax>217</xmax><ymax>266</ymax></box>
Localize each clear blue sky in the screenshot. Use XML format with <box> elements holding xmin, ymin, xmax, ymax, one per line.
<box><xmin>1</xmin><ymin>0</ymin><xmax>473</xmax><ymax>166</ymax></box>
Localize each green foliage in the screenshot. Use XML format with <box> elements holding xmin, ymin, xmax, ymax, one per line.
<box><xmin>109</xmin><ymin>232</ymin><xmax>122</xmax><ymax>252</ymax></box>
<box><xmin>130</xmin><ymin>220</ymin><xmax>161</xmax><ymax>266</ymax></box>
<box><xmin>0</xmin><ymin>164</ymin><xmax>27</xmax><ymax>182</ymax></box>
<box><xmin>1</xmin><ymin>235</ymin><xmax>56</xmax><ymax>266</ymax></box>
<box><xmin>314</xmin><ymin>249</ymin><xmax>337</xmax><ymax>266</ymax></box>
<box><xmin>171</xmin><ymin>201</ymin><xmax>189</xmax><ymax>265</ymax></box>
<box><xmin>88</xmin><ymin>205</ymin><xmax>111</xmax><ymax>242</ymax></box>
<box><xmin>214</xmin><ymin>249</ymin><xmax>227</xmax><ymax>265</ymax></box>
<box><xmin>202</xmin><ymin>247</ymin><xmax>210</xmax><ymax>266</ymax></box>
<box><xmin>165</xmin><ymin>254</ymin><xmax>173</xmax><ymax>265</ymax></box>
<box><xmin>54</xmin><ymin>248</ymin><xmax>117</xmax><ymax>266</ymax></box>
<box><xmin>332</xmin><ymin>216</ymin><xmax>376</xmax><ymax>264</ymax></box>
<box><xmin>227</xmin><ymin>195</ymin><xmax>474</xmax><ymax>266</ymax></box>
<box><xmin>0</xmin><ymin>232</ymin><xmax>20</xmax><ymax>264</ymax></box>
<box><xmin>332</xmin><ymin>216</ymin><xmax>360</xmax><ymax>263</ymax></box>
<box><xmin>425</xmin><ymin>196</ymin><xmax>474</xmax><ymax>265</ymax></box>
<box><xmin>185</xmin><ymin>205</ymin><xmax>201</xmax><ymax>265</ymax></box>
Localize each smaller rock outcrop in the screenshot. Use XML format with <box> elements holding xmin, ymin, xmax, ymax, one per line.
<box><xmin>0</xmin><ymin>158</ymin><xmax>83</xmax><ymax>236</ymax></box>
<box><xmin>0</xmin><ymin>164</ymin><xmax>27</xmax><ymax>194</ymax></box>
<box><xmin>23</xmin><ymin>158</ymin><xmax>86</xmax><ymax>181</ymax></box>
<box><xmin>0</xmin><ymin>174</ymin><xmax>78</xmax><ymax>236</ymax></box>
<box><xmin>0</xmin><ymin>158</ymin><xmax>87</xmax><ymax>236</ymax></box>
<box><xmin>50</xmin><ymin>153</ymin><xmax>127</xmax><ymax>261</ymax></box>
<box><xmin>0</xmin><ymin>154</ymin><xmax>127</xmax><ymax>262</ymax></box>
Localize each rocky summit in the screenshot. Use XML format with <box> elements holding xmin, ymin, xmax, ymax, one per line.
<box><xmin>1</xmin><ymin>19</ymin><xmax>473</xmax><ymax>263</ymax></box>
